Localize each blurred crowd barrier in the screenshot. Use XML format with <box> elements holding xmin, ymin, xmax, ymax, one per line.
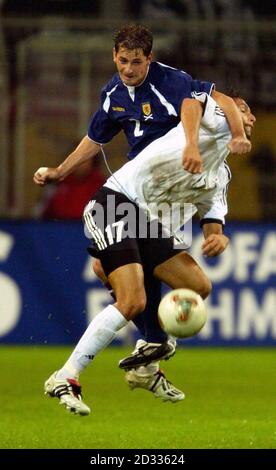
<box><xmin>0</xmin><ymin>9</ymin><xmax>275</xmax><ymax>219</ymax></box>
<box><xmin>0</xmin><ymin>220</ymin><xmax>275</xmax><ymax>346</ymax></box>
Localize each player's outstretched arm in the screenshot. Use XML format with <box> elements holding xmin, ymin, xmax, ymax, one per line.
<box><xmin>33</xmin><ymin>136</ymin><xmax>101</xmax><ymax>186</ymax></box>
<box><xmin>201</xmin><ymin>222</ymin><xmax>229</xmax><ymax>257</ymax></box>
<box><xmin>180</xmin><ymin>98</ymin><xmax>203</xmax><ymax>174</ymax></box>
<box><xmin>211</xmin><ymin>90</ymin><xmax>251</xmax><ymax>155</ymax></box>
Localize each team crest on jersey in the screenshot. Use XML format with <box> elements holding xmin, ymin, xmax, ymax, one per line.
<box><xmin>142</xmin><ymin>102</ymin><xmax>151</xmax><ymax>116</ymax></box>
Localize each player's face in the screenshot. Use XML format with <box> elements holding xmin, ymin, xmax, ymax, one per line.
<box><xmin>234</xmin><ymin>98</ymin><xmax>256</xmax><ymax>139</ymax></box>
<box><xmin>113</xmin><ymin>47</ymin><xmax>152</xmax><ymax>86</ymax></box>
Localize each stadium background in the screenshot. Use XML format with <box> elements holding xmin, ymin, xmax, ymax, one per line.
<box><xmin>0</xmin><ymin>0</ymin><xmax>275</xmax><ymax>451</ymax></box>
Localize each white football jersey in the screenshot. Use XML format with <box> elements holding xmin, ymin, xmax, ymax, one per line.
<box><xmin>104</xmin><ymin>93</ymin><xmax>232</xmax><ymax>237</ymax></box>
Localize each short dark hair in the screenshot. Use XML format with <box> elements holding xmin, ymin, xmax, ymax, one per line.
<box><xmin>227</xmin><ymin>88</ymin><xmax>242</xmax><ymax>100</ymax></box>
<box><xmin>113</xmin><ymin>24</ymin><xmax>153</xmax><ymax>56</ymax></box>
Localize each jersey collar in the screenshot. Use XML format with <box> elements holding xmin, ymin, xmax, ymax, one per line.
<box><xmin>122</xmin><ymin>65</ymin><xmax>150</xmax><ymax>101</ymax></box>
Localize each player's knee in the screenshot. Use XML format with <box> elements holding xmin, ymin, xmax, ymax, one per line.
<box><xmin>197</xmin><ymin>277</ymin><xmax>212</xmax><ymax>299</ymax></box>
<box><xmin>117</xmin><ymin>294</ymin><xmax>147</xmax><ymax>320</ymax></box>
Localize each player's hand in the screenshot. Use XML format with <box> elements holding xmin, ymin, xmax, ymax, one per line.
<box><xmin>33</xmin><ymin>167</ymin><xmax>62</xmax><ymax>186</ymax></box>
<box><xmin>228</xmin><ymin>136</ymin><xmax>251</xmax><ymax>155</ymax></box>
<box><xmin>202</xmin><ymin>234</ymin><xmax>229</xmax><ymax>257</ymax></box>
<box><xmin>182</xmin><ymin>143</ymin><xmax>203</xmax><ymax>174</ymax></box>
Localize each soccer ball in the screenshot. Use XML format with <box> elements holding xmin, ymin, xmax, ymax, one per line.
<box><xmin>158</xmin><ymin>288</ymin><xmax>207</xmax><ymax>338</ymax></box>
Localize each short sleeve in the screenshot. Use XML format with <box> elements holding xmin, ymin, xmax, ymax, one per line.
<box><xmin>196</xmin><ymin>188</ymin><xmax>228</xmax><ymax>225</ymax></box>
<box><xmin>87</xmin><ymin>90</ymin><xmax>122</xmax><ymax>144</ymax></box>
<box><xmin>88</xmin><ymin>109</ymin><xmax>121</xmax><ymax>144</ymax></box>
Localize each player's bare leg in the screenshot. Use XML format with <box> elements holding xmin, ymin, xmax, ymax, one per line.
<box><xmin>96</xmin><ymin>257</ymin><xmax>177</xmax><ymax>366</ymax></box>
<box><xmin>119</xmin><ymin>252</ymin><xmax>211</xmax><ymax>372</ymax></box>
<box><xmin>121</xmin><ymin>250</ymin><xmax>212</xmax><ymax>402</ymax></box>
<box><xmin>93</xmin><ymin>258</ymin><xmax>108</xmax><ymax>283</ymax></box>
<box><xmin>93</xmin><ymin>259</ymin><xmax>184</xmax><ymax>400</ymax></box>
<box><xmin>154</xmin><ymin>251</ymin><xmax>212</xmax><ymax>299</ymax></box>
<box><xmin>93</xmin><ymin>258</ymin><xmax>175</xmax><ymax>366</ymax></box>
<box><xmin>108</xmin><ymin>263</ymin><xmax>146</xmax><ymax>319</ymax></box>
<box><xmin>44</xmin><ymin>263</ymin><xmax>146</xmax><ymax>415</ymax></box>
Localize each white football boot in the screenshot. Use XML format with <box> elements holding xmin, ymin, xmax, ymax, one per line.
<box><xmin>125</xmin><ymin>364</ymin><xmax>185</xmax><ymax>402</ymax></box>
<box><xmin>44</xmin><ymin>371</ymin><xmax>90</xmax><ymax>416</ymax></box>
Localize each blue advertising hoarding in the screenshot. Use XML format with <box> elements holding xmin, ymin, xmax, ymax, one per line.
<box><xmin>0</xmin><ymin>220</ymin><xmax>275</xmax><ymax>345</ymax></box>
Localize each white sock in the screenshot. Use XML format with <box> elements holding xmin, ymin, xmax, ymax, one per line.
<box><xmin>56</xmin><ymin>305</ymin><xmax>128</xmax><ymax>380</ymax></box>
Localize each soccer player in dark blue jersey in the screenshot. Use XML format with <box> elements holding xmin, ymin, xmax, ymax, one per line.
<box><xmin>35</xmin><ymin>24</ymin><xmax>250</xmax><ymax>182</ymax></box>
<box><xmin>88</xmin><ymin>24</ymin><xmax>250</xmax><ymax>165</ymax></box>
<box><xmin>34</xmin><ymin>24</ymin><xmax>252</xmax><ymax>413</ymax></box>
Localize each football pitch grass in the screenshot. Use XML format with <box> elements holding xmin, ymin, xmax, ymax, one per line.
<box><xmin>0</xmin><ymin>346</ymin><xmax>275</xmax><ymax>449</ymax></box>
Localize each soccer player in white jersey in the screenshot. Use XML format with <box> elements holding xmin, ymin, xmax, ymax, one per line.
<box><xmin>34</xmin><ymin>24</ymin><xmax>253</xmax><ymax>415</ymax></box>
<box><xmin>104</xmin><ymin>92</ymin><xmax>254</xmax><ymax>228</ymax></box>
<box><xmin>92</xmin><ymin>92</ymin><xmax>256</xmax><ymax>401</ymax></box>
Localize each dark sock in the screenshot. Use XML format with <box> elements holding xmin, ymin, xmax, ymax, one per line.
<box><xmin>143</xmin><ymin>272</ymin><xmax>167</xmax><ymax>343</ymax></box>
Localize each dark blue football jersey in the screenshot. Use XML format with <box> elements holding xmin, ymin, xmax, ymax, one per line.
<box><xmin>88</xmin><ymin>62</ymin><xmax>214</xmax><ymax>159</ymax></box>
